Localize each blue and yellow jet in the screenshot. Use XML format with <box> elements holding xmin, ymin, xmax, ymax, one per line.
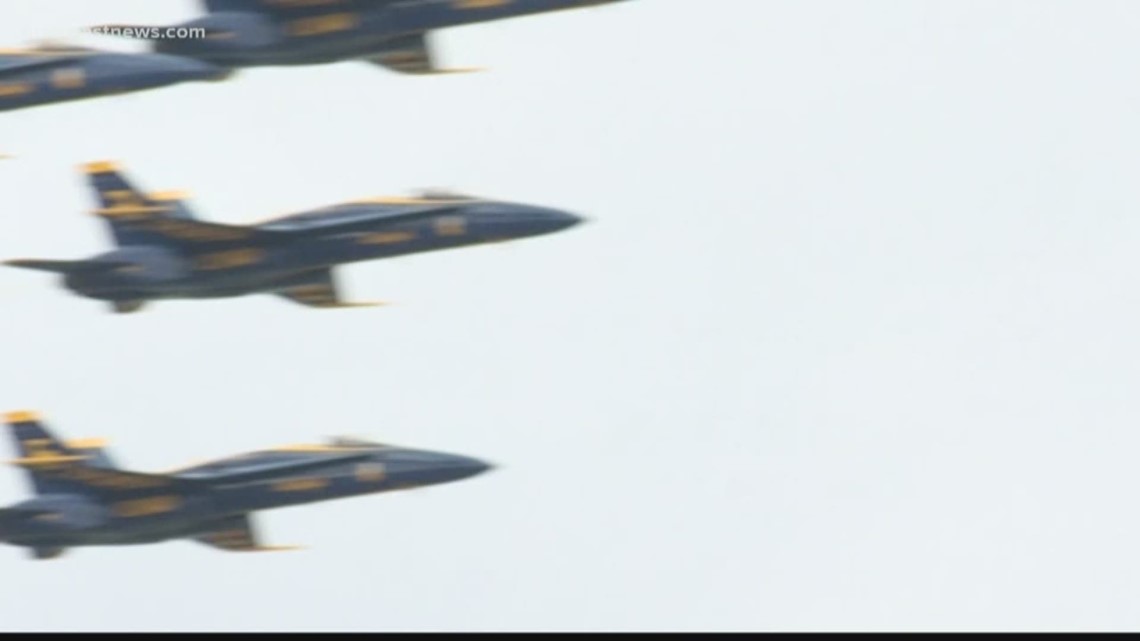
<box><xmin>95</xmin><ymin>0</ymin><xmax>629</xmax><ymax>75</ymax></box>
<box><xmin>5</xmin><ymin>161</ymin><xmax>584</xmax><ymax>313</ymax></box>
<box><xmin>0</xmin><ymin>43</ymin><xmax>230</xmax><ymax>113</ymax></box>
<box><xmin>0</xmin><ymin>411</ymin><xmax>492</xmax><ymax>560</ymax></box>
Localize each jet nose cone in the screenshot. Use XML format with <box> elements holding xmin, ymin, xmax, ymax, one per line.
<box><xmin>479</xmin><ymin>204</ymin><xmax>587</xmax><ymax>239</ymax></box>
<box><xmin>441</xmin><ymin>454</ymin><xmax>495</xmax><ymax>482</ymax></box>
<box><xmin>553</xmin><ymin>209</ymin><xmax>587</xmax><ymax>230</ymax></box>
<box><xmin>390</xmin><ymin>450</ymin><xmax>495</xmax><ymax>485</ymax></box>
<box><xmin>533</xmin><ymin>207</ymin><xmax>587</xmax><ymax>233</ymax></box>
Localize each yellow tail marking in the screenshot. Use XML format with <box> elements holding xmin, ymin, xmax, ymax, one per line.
<box><xmin>65</xmin><ymin>438</ymin><xmax>107</xmax><ymax>449</ymax></box>
<box><xmin>148</xmin><ymin>190</ymin><xmax>191</xmax><ymax>201</ymax></box>
<box><xmin>82</xmin><ymin>160</ymin><xmax>120</xmax><ymax>174</ymax></box>
<box><xmin>4</xmin><ymin>410</ymin><xmax>40</xmax><ymax>423</ymax></box>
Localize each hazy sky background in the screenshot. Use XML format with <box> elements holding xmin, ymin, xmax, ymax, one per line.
<box><xmin>2</xmin><ymin>0</ymin><xmax>1140</xmax><ymax>631</ymax></box>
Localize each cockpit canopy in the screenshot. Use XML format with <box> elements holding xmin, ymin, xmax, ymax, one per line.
<box><xmin>327</xmin><ymin>436</ymin><xmax>387</xmax><ymax>448</ymax></box>
<box><xmin>410</xmin><ymin>188</ymin><xmax>478</xmax><ymax>201</ymax></box>
<box><xmin>257</xmin><ymin>190</ymin><xmax>481</xmax><ymax>230</ymax></box>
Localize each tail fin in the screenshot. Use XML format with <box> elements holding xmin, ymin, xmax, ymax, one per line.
<box><xmin>83</xmin><ymin>161</ymin><xmax>199</xmax><ymax>246</ymax></box>
<box><xmin>8</xmin><ymin>410</ymin><xmax>82</xmax><ymax>462</ymax></box>
<box><xmin>82</xmin><ymin>161</ymin><xmax>264</xmax><ymax>248</ymax></box>
<box><xmin>5</xmin><ymin>411</ymin><xmax>116</xmax><ymax>494</ymax></box>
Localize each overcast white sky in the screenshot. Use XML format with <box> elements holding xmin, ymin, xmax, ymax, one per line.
<box><xmin>2</xmin><ymin>0</ymin><xmax>1140</xmax><ymax>632</ymax></box>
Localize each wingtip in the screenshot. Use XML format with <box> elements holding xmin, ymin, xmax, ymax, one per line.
<box><xmin>4</xmin><ymin>410</ymin><xmax>40</xmax><ymax>423</ymax></box>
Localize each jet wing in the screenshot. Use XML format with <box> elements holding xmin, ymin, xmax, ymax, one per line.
<box><xmin>366</xmin><ymin>33</ymin><xmax>480</xmax><ymax>76</ymax></box>
<box><xmin>0</xmin><ymin>510</ymin><xmax>69</xmax><ymax>559</ymax></box>
<box><xmin>273</xmin><ymin>268</ymin><xmax>385</xmax><ymax>309</ymax></box>
<box><xmin>193</xmin><ymin>513</ymin><xmax>300</xmax><ymax>552</ymax></box>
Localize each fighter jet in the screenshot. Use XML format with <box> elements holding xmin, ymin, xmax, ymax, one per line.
<box><xmin>0</xmin><ymin>410</ymin><xmax>492</xmax><ymax>560</ymax></box>
<box><xmin>92</xmin><ymin>0</ymin><xmax>628</xmax><ymax>75</ymax></box>
<box><xmin>0</xmin><ymin>43</ymin><xmax>230</xmax><ymax>113</ymax></box>
<box><xmin>4</xmin><ymin>161</ymin><xmax>584</xmax><ymax>313</ymax></box>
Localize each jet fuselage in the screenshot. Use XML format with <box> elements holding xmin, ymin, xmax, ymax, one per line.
<box><xmin>0</xmin><ymin>445</ymin><xmax>489</xmax><ymax>550</ymax></box>
<box><xmin>152</xmin><ymin>0</ymin><xmax>626</xmax><ymax>67</ymax></box>
<box><xmin>0</xmin><ymin>49</ymin><xmax>229</xmax><ymax>113</ymax></box>
<box><xmin>62</xmin><ymin>199</ymin><xmax>582</xmax><ymax>303</ymax></box>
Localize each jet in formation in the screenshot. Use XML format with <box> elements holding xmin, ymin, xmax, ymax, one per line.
<box><xmin>0</xmin><ymin>1</ymin><xmax>627</xmax><ymax>113</ymax></box>
<box><xmin>0</xmin><ymin>411</ymin><xmax>492</xmax><ymax>560</ymax></box>
<box><xmin>96</xmin><ymin>0</ymin><xmax>629</xmax><ymax>75</ymax></box>
<box><xmin>0</xmin><ymin>43</ymin><xmax>230</xmax><ymax>113</ymax></box>
<box><xmin>5</xmin><ymin>161</ymin><xmax>584</xmax><ymax>313</ymax></box>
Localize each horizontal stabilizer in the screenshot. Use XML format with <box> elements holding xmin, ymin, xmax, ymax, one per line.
<box><xmin>0</xmin><ymin>505</ymin><xmax>54</xmax><ymax>524</ymax></box>
<box><xmin>3</xmin><ymin>258</ymin><xmax>130</xmax><ymax>275</ymax></box>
